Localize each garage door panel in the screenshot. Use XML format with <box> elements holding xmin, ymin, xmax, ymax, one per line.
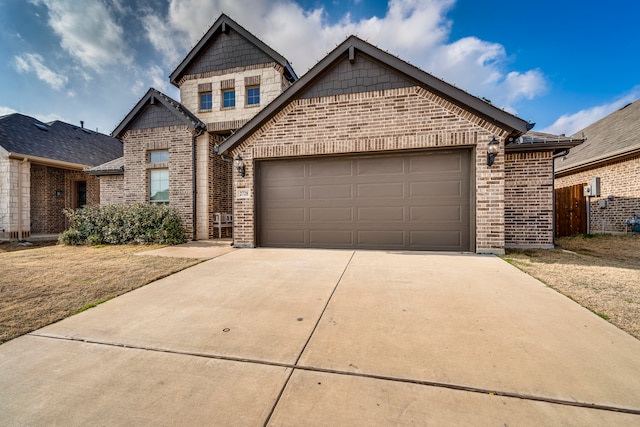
<box><xmin>358</xmin><ymin>230</ymin><xmax>405</xmax><ymax>246</ymax></box>
<box><xmin>262</xmin><ymin>162</ymin><xmax>305</xmax><ymax>179</ymax></box>
<box><xmin>308</xmin><ymin>159</ymin><xmax>353</xmax><ymax>177</ymax></box>
<box><xmin>265</xmin><ymin>186</ymin><xmax>305</xmax><ymax>200</ymax></box>
<box><xmin>266</xmin><ymin>207</ymin><xmax>306</xmax><ymax>222</ymax></box>
<box><xmin>410</xmin><ymin>206</ymin><xmax>462</xmax><ymax>222</ymax></box>
<box><xmin>410</xmin><ymin>180</ymin><xmax>462</xmax><ymax>198</ymax></box>
<box><xmin>410</xmin><ymin>230</ymin><xmax>464</xmax><ymax>249</ymax></box>
<box><xmin>410</xmin><ymin>154</ymin><xmax>462</xmax><ymax>173</ymax></box>
<box><xmin>310</xmin><ymin>207</ymin><xmax>353</xmax><ymax>222</ymax></box>
<box><xmin>310</xmin><ymin>230</ymin><xmax>354</xmax><ymax>245</ymax></box>
<box><xmin>309</xmin><ymin>184</ymin><xmax>352</xmax><ymax>200</ymax></box>
<box><xmin>357</xmin><ymin>206</ymin><xmax>404</xmax><ymax>222</ymax></box>
<box><xmin>257</xmin><ymin>150</ymin><xmax>471</xmax><ymax>251</ymax></box>
<box><xmin>357</xmin><ymin>182</ymin><xmax>404</xmax><ymax>198</ymax></box>
<box><xmin>357</xmin><ymin>157</ymin><xmax>404</xmax><ymax>175</ymax></box>
<box><xmin>264</xmin><ymin>229</ymin><xmax>306</xmax><ymax>245</ymax></box>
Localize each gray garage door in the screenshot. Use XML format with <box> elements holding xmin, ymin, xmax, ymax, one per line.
<box><xmin>256</xmin><ymin>149</ymin><xmax>471</xmax><ymax>251</ymax></box>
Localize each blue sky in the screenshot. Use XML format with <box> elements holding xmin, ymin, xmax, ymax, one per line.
<box><xmin>1</xmin><ymin>0</ymin><xmax>639</xmax><ymax>136</ymax></box>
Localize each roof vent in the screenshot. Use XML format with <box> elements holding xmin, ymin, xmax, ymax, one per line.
<box><xmin>34</xmin><ymin>123</ymin><xmax>49</xmax><ymax>132</ymax></box>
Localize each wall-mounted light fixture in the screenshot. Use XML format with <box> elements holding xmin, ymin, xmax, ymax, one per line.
<box><xmin>234</xmin><ymin>154</ymin><xmax>246</xmax><ymax>177</ymax></box>
<box><xmin>487</xmin><ymin>137</ymin><xmax>499</xmax><ymax>167</ymax></box>
<box><xmin>55</xmin><ymin>190</ymin><xmax>63</xmax><ymax>198</ymax></box>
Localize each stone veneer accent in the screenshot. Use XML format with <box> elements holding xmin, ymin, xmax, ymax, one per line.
<box><xmin>122</xmin><ymin>125</ymin><xmax>197</xmax><ymax>238</ymax></box>
<box><xmin>0</xmin><ymin>157</ymin><xmax>30</xmax><ymax>239</ymax></box>
<box><xmin>504</xmin><ymin>151</ymin><xmax>554</xmax><ymax>248</ymax></box>
<box><xmin>230</xmin><ymin>86</ymin><xmax>510</xmax><ymax>253</ymax></box>
<box><xmin>555</xmin><ymin>154</ymin><xmax>640</xmax><ymax>233</ymax></box>
<box><xmin>180</xmin><ymin>64</ymin><xmax>287</xmax><ymax>130</ymax></box>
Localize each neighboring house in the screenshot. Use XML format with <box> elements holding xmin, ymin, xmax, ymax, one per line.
<box><xmin>94</xmin><ymin>13</ymin><xmax>581</xmax><ymax>253</ymax></box>
<box><xmin>0</xmin><ymin>114</ymin><xmax>123</xmax><ymax>239</ymax></box>
<box><xmin>555</xmin><ymin>99</ymin><xmax>640</xmax><ymax>235</ymax></box>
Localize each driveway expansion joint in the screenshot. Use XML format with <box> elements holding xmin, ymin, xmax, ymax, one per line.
<box><xmin>27</xmin><ymin>309</ymin><xmax>640</xmax><ymax>416</ymax></box>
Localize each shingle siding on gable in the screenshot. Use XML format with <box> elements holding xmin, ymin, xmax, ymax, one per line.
<box><xmin>185</xmin><ymin>28</ymin><xmax>273</xmax><ymax>77</ymax></box>
<box><xmin>299</xmin><ymin>54</ymin><xmax>414</xmax><ymax>99</ymax></box>
<box><xmin>129</xmin><ymin>104</ymin><xmax>186</xmax><ymax>130</ymax></box>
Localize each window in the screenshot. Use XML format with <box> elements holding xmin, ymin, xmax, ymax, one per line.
<box><xmin>246</xmin><ymin>87</ymin><xmax>260</xmax><ymax>106</ymax></box>
<box><xmin>200</xmin><ymin>92</ymin><xmax>212</xmax><ymax>111</ymax></box>
<box><xmin>149</xmin><ymin>150</ymin><xmax>169</xmax><ymax>163</ymax></box>
<box><xmin>75</xmin><ymin>181</ymin><xmax>86</xmax><ymax>209</ymax></box>
<box><xmin>150</xmin><ymin>169</ymin><xmax>169</xmax><ymax>203</ymax></box>
<box><xmin>222</xmin><ymin>90</ymin><xmax>235</xmax><ymax>108</ymax></box>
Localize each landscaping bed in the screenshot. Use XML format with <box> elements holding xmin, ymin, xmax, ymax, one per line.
<box><xmin>504</xmin><ymin>234</ymin><xmax>640</xmax><ymax>340</ymax></box>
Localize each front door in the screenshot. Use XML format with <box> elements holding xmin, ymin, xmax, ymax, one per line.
<box><xmin>75</xmin><ymin>181</ymin><xmax>87</xmax><ymax>209</ymax></box>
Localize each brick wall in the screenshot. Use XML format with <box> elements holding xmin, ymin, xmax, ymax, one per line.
<box><xmin>556</xmin><ymin>154</ymin><xmax>640</xmax><ymax>233</ymax></box>
<box><xmin>122</xmin><ymin>125</ymin><xmax>195</xmax><ymax>238</ymax></box>
<box><xmin>28</xmin><ymin>165</ymin><xmax>100</xmax><ymax>234</ymax></box>
<box><xmin>505</xmin><ymin>151</ymin><xmax>554</xmax><ymax>248</ymax></box>
<box><xmin>99</xmin><ymin>175</ymin><xmax>124</xmax><ymax>205</ymax></box>
<box><xmin>230</xmin><ymin>86</ymin><xmax>510</xmax><ymax>253</ymax></box>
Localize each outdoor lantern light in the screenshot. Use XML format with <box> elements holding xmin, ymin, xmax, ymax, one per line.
<box><xmin>487</xmin><ymin>137</ymin><xmax>499</xmax><ymax>167</ymax></box>
<box><xmin>234</xmin><ymin>154</ymin><xmax>246</xmax><ymax>177</ymax></box>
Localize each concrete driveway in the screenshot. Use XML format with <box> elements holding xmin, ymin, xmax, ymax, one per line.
<box><xmin>1</xmin><ymin>249</ymin><xmax>640</xmax><ymax>426</ymax></box>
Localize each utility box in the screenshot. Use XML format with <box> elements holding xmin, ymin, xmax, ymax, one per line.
<box><xmin>598</xmin><ymin>199</ymin><xmax>607</xmax><ymax>209</ymax></box>
<box><xmin>590</xmin><ymin>177</ymin><xmax>601</xmax><ymax>197</ymax></box>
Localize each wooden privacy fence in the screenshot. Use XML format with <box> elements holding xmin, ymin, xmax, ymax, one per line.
<box><xmin>555</xmin><ymin>184</ymin><xmax>587</xmax><ymax>237</ymax></box>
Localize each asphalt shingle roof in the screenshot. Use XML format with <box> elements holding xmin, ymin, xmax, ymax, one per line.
<box><xmin>0</xmin><ymin>113</ymin><xmax>123</xmax><ymax>167</ymax></box>
<box><xmin>555</xmin><ymin>99</ymin><xmax>640</xmax><ymax>173</ymax></box>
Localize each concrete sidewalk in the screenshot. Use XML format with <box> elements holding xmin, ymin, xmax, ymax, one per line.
<box><xmin>1</xmin><ymin>249</ymin><xmax>639</xmax><ymax>425</ymax></box>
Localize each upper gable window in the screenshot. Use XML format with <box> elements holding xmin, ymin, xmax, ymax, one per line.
<box><xmin>198</xmin><ymin>82</ymin><xmax>213</xmax><ymax>111</ymax></box>
<box><xmin>200</xmin><ymin>93</ymin><xmax>212</xmax><ymax>111</ymax></box>
<box><xmin>222</xmin><ymin>90</ymin><xmax>236</xmax><ymax>109</ymax></box>
<box><xmin>149</xmin><ymin>150</ymin><xmax>169</xmax><ymax>163</ymax></box>
<box><xmin>246</xmin><ymin>87</ymin><xmax>260</xmax><ymax>106</ymax></box>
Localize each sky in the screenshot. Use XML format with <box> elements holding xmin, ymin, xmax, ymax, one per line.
<box><xmin>1</xmin><ymin>0</ymin><xmax>639</xmax><ymax>137</ymax></box>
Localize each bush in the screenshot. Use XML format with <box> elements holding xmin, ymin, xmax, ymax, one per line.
<box><xmin>59</xmin><ymin>203</ymin><xmax>187</xmax><ymax>246</ymax></box>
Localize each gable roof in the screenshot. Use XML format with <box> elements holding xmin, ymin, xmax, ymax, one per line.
<box><xmin>217</xmin><ymin>36</ymin><xmax>533</xmax><ymax>155</ymax></box>
<box><xmin>112</xmin><ymin>88</ymin><xmax>206</xmax><ymax>139</ymax></box>
<box><xmin>169</xmin><ymin>13</ymin><xmax>297</xmax><ymax>87</ymax></box>
<box><xmin>0</xmin><ymin>113</ymin><xmax>122</xmax><ymax>168</ymax></box>
<box><xmin>555</xmin><ymin>99</ymin><xmax>640</xmax><ymax>173</ymax></box>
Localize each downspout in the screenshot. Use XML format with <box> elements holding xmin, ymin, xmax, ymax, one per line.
<box><xmin>552</xmin><ymin>149</ymin><xmax>570</xmax><ymax>246</ymax></box>
<box><xmin>192</xmin><ymin>128</ymin><xmax>204</xmax><ymax>240</ymax></box>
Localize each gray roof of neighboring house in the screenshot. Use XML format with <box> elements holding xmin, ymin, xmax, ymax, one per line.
<box><xmin>112</xmin><ymin>88</ymin><xmax>206</xmax><ymax>139</ymax></box>
<box><xmin>0</xmin><ymin>113</ymin><xmax>123</xmax><ymax>168</ymax></box>
<box><xmin>169</xmin><ymin>13</ymin><xmax>297</xmax><ymax>87</ymax></box>
<box><xmin>217</xmin><ymin>36</ymin><xmax>533</xmax><ymax>155</ymax></box>
<box><xmin>555</xmin><ymin>99</ymin><xmax>640</xmax><ymax>174</ymax></box>
<box><xmin>85</xmin><ymin>156</ymin><xmax>124</xmax><ymax>176</ymax></box>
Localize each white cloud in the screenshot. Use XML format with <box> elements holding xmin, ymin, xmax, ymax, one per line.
<box><xmin>0</xmin><ymin>106</ymin><xmax>19</xmax><ymax>117</ymax></box>
<box><xmin>13</xmin><ymin>52</ymin><xmax>68</xmax><ymax>90</ymax></box>
<box><xmin>32</xmin><ymin>0</ymin><xmax>132</xmax><ymax>71</ymax></box>
<box><xmin>541</xmin><ymin>88</ymin><xmax>640</xmax><ymax>136</ymax></box>
<box><xmin>144</xmin><ymin>0</ymin><xmax>546</xmax><ymax>114</ymax></box>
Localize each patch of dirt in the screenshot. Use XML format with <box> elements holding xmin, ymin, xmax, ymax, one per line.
<box><xmin>0</xmin><ymin>244</ymin><xmax>202</xmax><ymax>343</ymax></box>
<box><xmin>504</xmin><ymin>234</ymin><xmax>640</xmax><ymax>340</ymax></box>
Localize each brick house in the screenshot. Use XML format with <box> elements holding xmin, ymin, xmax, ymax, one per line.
<box><xmin>0</xmin><ymin>113</ymin><xmax>122</xmax><ymax>239</ymax></box>
<box><xmin>95</xmin><ymin>13</ymin><xmax>581</xmax><ymax>253</ymax></box>
<box><xmin>555</xmin><ymin>99</ymin><xmax>640</xmax><ymax>234</ymax></box>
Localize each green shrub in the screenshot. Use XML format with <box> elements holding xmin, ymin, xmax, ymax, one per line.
<box><xmin>59</xmin><ymin>203</ymin><xmax>187</xmax><ymax>246</ymax></box>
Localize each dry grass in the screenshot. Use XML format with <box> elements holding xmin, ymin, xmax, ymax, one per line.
<box><xmin>504</xmin><ymin>234</ymin><xmax>640</xmax><ymax>340</ymax></box>
<box><xmin>0</xmin><ymin>242</ymin><xmax>202</xmax><ymax>343</ymax></box>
